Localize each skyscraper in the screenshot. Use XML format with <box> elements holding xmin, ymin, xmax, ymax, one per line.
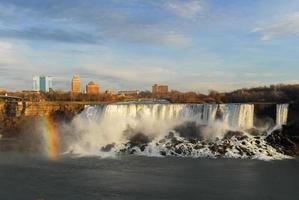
<box><xmin>33</xmin><ymin>76</ymin><xmax>53</xmax><ymax>92</ymax></box>
<box><xmin>71</xmin><ymin>75</ymin><xmax>81</xmax><ymax>93</ymax></box>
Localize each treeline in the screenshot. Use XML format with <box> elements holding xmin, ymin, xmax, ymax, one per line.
<box><xmin>43</xmin><ymin>92</ymin><xmax>122</xmax><ymax>102</ymax></box>
<box><xmin>141</xmin><ymin>84</ymin><xmax>299</xmax><ymax>103</ymax></box>
<box><xmin>0</xmin><ymin>91</ymin><xmax>124</xmax><ymax>102</ymax></box>
<box><xmin>139</xmin><ymin>91</ymin><xmax>221</xmax><ymax>103</ymax></box>
<box><xmin>2</xmin><ymin>83</ymin><xmax>299</xmax><ymax>103</ymax></box>
<box><xmin>222</xmin><ymin>84</ymin><xmax>299</xmax><ymax>103</ymax></box>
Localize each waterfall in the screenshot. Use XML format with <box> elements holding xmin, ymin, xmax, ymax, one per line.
<box><xmin>82</xmin><ymin>103</ymin><xmax>254</xmax><ymax>130</ymax></box>
<box><xmin>218</xmin><ymin>104</ymin><xmax>254</xmax><ymax>129</ymax></box>
<box><xmin>68</xmin><ymin>102</ymin><xmax>289</xmax><ymax>160</ymax></box>
<box><xmin>276</xmin><ymin>104</ymin><xmax>289</xmax><ymax>125</ymax></box>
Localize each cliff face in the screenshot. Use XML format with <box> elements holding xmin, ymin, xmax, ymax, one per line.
<box><xmin>0</xmin><ymin>102</ymin><xmax>4</xmax><ymax>121</ymax></box>
<box><xmin>0</xmin><ymin>101</ymin><xmax>90</xmax><ymax>153</ymax></box>
<box><xmin>24</xmin><ymin>102</ymin><xmax>86</xmax><ymax>119</ymax></box>
<box><xmin>288</xmin><ymin>102</ymin><xmax>299</xmax><ymax>123</ymax></box>
<box><xmin>0</xmin><ymin>101</ymin><xmax>86</xmax><ymax>118</ymax></box>
<box><xmin>254</xmin><ymin>104</ymin><xmax>276</xmax><ymax>128</ymax></box>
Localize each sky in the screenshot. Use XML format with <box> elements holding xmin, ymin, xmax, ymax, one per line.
<box><xmin>0</xmin><ymin>0</ymin><xmax>299</xmax><ymax>93</ymax></box>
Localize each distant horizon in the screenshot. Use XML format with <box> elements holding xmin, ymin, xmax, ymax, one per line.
<box><xmin>0</xmin><ymin>0</ymin><xmax>298</xmax><ymax>93</ymax></box>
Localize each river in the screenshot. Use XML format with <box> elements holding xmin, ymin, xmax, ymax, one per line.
<box><xmin>0</xmin><ymin>154</ymin><xmax>299</xmax><ymax>200</ymax></box>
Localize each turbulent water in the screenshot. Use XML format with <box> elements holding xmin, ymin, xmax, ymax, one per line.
<box><xmin>64</xmin><ymin>103</ymin><xmax>291</xmax><ymax>160</ymax></box>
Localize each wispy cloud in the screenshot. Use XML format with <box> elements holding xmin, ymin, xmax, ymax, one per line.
<box><xmin>0</xmin><ymin>27</ymin><xmax>101</xmax><ymax>44</ymax></box>
<box><xmin>0</xmin><ymin>0</ymin><xmax>195</xmax><ymax>47</ymax></box>
<box><xmin>253</xmin><ymin>12</ymin><xmax>299</xmax><ymax>40</ymax></box>
<box><xmin>165</xmin><ymin>0</ymin><xmax>203</xmax><ymax>18</ymax></box>
<box><xmin>73</xmin><ymin>63</ymin><xmax>178</xmax><ymax>91</ymax></box>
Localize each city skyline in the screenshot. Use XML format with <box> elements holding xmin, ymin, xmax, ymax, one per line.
<box><xmin>33</xmin><ymin>74</ymin><xmax>167</xmax><ymax>94</ymax></box>
<box><xmin>0</xmin><ymin>0</ymin><xmax>299</xmax><ymax>93</ymax></box>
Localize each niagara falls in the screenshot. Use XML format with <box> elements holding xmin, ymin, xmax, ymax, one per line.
<box><xmin>1</xmin><ymin>0</ymin><xmax>299</xmax><ymax>199</ymax></box>
<box><xmin>64</xmin><ymin>103</ymin><xmax>289</xmax><ymax>160</ymax></box>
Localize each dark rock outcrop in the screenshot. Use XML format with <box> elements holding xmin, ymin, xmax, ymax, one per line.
<box><xmin>174</xmin><ymin>121</ymin><xmax>204</xmax><ymax>140</ymax></box>
<box><xmin>266</xmin><ymin>121</ymin><xmax>299</xmax><ymax>156</ymax></box>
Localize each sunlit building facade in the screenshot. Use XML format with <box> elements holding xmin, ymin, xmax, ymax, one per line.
<box><xmin>152</xmin><ymin>84</ymin><xmax>168</xmax><ymax>94</ymax></box>
<box><xmin>71</xmin><ymin>75</ymin><xmax>81</xmax><ymax>93</ymax></box>
<box><xmin>86</xmin><ymin>81</ymin><xmax>100</xmax><ymax>94</ymax></box>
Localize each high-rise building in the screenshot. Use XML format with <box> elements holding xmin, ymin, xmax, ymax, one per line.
<box><xmin>86</xmin><ymin>81</ymin><xmax>100</xmax><ymax>94</ymax></box>
<box><xmin>71</xmin><ymin>75</ymin><xmax>81</xmax><ymax>93</ymax></box>
<box><xmin>152</xmin><ymin>84</ymin><xmax>168</xmax><ymax>94</ymax></box>
<box><xmin>33</xmin><ymin>76</ymin><xmax>53</xmax><ymax>92</ymax></box>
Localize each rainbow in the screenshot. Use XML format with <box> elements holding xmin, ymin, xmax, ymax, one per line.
<box><xmin>43</xmin><ymin>116</ymin><xmax>59</xmax><ymax>160</ymax></box>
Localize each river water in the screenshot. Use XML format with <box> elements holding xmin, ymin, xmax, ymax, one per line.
<box><xmin>0</xmin><ymin>154</ymin><xmax>299</xmax><ymax>200</ymax></box>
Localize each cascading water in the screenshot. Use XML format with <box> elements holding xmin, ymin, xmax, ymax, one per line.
<box><xmin>65</xmin><ymin>103</ymin><xmax>290</xmax><ymax>160</ymax></box>
<box><xmin>220</xmin><ymin>104</ymin><xmax>254</xmax><ymax>130</ymax></box>
<box><xmin>276</xmin><ymin>104</ymin><xmax>289</xmax><ymax>126</ymax></box>
<box><xmin>83</xmin><ymin>103</ymin><xmax>252</xmax><ymax>127</ymax></box>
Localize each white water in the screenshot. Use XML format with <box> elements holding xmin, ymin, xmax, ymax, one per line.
<box><xmin>220</xmin><ymin>104</ymin><xmax>254</xmax><ymax>129</ymax></box>
<box><xmin>83</xmin><ymin>103</ymin><xmax>253</xmax><ymax>128</ymax></box>
<box><xmin>65</xmin><ymin>103</ymin><xmax>289</xmax><ymax>160</ymax></box>
<box><xmin>276</xmin><ymin>104</ymin><xmax>289</xmax><ymax>126</ymax></box>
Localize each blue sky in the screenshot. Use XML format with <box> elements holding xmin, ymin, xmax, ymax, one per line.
<box><xmin>0</xmin><ymin>0</ymin><xmax>299</xmax><ymax>93</ymax></box>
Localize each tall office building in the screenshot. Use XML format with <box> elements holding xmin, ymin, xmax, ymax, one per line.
<box><xmin>33</xmin><ymin>76</ymin><xmax>53</xmax><ymax>92</ymax></box>
<box><xmin>86</xmin><ymin>81</ymin><xmax>100</xmax><ymax>94</ymax></box>
<box><xmin>71</xmin><ymin>75</ymin><xmax>81</xmax><ymax>93</ymax></box>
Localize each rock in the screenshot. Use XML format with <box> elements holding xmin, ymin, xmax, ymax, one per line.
<box><xmin>159</xmin><ymin>139</ymin><xmax>166</xmax><ymax>143</ymax></box>
<box><xmin>189</xmin><ymin>138</ymin><xmax>198</xmax><ymax>144</ymax></box>
<box><xmin>224</xmin><ymin>130</ymin><xmax>244</xmax><ymax>140</ymax></box>
<box><xmin>194</xmin><ymin>144</ymin><xmax>204</xmax><ymax>150</ymax></box>
<box><xmin>171</xmin><ymin>137</ymin><xmax>183</xmax><ymax>146</ymax></box>
<box><xmin>128</xmin><ymin>133</ymin><xmax>150</xmax><ymax>148</ymax></box>
<box><xmin>237</xmin><ymin>135</ymin><xmax>249</xmax><ymax>141</ymax></box>
<box><xmin>239</xmin><ymin>146</ymin><xmax>254</xmax><ymax>157</ymax></box>
<box><xmin>140</xmin><ymin>144</ymin><xmax>147</xmax><ymax>152</ymax></box>
<box><xmin>174</xmin><ymin>147</ymin><xmax>182</xmax><ymax>154</ymax></box>
<box><xmin>266</xmin><ymin>125</ymin><xmax>299</xmax><ymax>156</ymax></box>
<box><xmin>246</xmin><ymin>128</ymin><xmax>261</xmax><ymax>136</ymax></box>
<box><xmin>101</xmin><ymin>143</ymin><xmax>115</xmax><ymax>152</ymax></box>
<box><xmin>217</xmin><ymin>146</ymin><xmax>227</xmax><ymax>154</ymax></box>
<box><xmin>255</xmin><ymin>140</ymin><xmax>261</xmax><ymax>145</ymax></box>
<box><xmin>174</xmin><ymin>121</ymin><xmax>204</xmax><ymax>140</ymax></box>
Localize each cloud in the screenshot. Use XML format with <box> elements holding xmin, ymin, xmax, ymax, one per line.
<box><xmin>253</xmin><ymin>12</ymin><xmax>299</xmax><ymax>40</ymax></box>
<box><xmin>0</xmin><ymin>27</ymin><xmax>101</xmax><ymax>44</ymax></box>
<box><xmin>107</xmin><ymin>26</ymin><xmax>192</xmax><ymax>47</ymax></box>
<box><xmin>74</xmin><ymin>64</ymin><xmax>177</xmax><ymax>90</ymax></box>
<box><xmin>165</xmin><ymin>0</ymin><xmax>202</xmax><ymax>18</ymax></box>
<box><xmin>0</xmin><ymin>40</ymin><xmax>43</xmax><ymax>90</ymax></box>
<box><xmin>0</xmin><ymin>0</ymin><xmax>194</xmax><ymax>47</ymax></box>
